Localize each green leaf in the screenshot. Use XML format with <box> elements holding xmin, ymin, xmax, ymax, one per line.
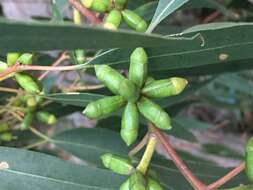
<box><xmin>147</xmin><ymin>0</ymin><xmax>190</xmax><ymax>33</ymax></box>
<box><xmin>174</xmin><ymin>116</ymin><xmax>214</xmax><ymax>129</ymax></box>
<box><xmin>51</xmin><ymin>128</ymin><xmax>247</xmax><ymax>189</ymax></box>
<box><xmin>51</xmin><ymin>128</ymin><xmax>129</xmax><ymax>165</ymax></box>
<box><xmin>90</xmin><ymin>22</ymin><xmax>253</xmax><ymax>76</ymax></box>
<box><xmin>44</xmin><ymin>92</ymin><xmax>105</xmax><ymax>107</ymax></box>
<box><xmin>0</xmin><ymin>20</ymin><xmax>201</xmax><ymax>52</ymax></box>
<box><xmin>0</xmin><ymin>146</ymin><xmax>125</xmax><ymax>190</ymax></box>
<box><xmin>221</xmin><ymin>185</ymin><xmax>253</xmax><ymax>190</ymax></box>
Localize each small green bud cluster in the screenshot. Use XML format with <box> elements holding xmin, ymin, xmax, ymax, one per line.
<box><xmin>79</xmin><ymin>0</ymin><xmax>147</xmax><ymax>32</ymax></box>
<box><xmin>0</xmin><ymin>53</ymin><xmax>57</xmax><ymax>130</ymax></box>
<box><xmin>101</xmin><ymin>153</ymin><xmax>163</xmax><ymax>190</ymax></box>
<box><xmin>83</xmin><ymin>48</ymin><xmax>188</xmax><ymax>146</ymax></box>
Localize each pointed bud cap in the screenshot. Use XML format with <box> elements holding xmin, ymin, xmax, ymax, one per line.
<box><xmin>171</xmin><ymin>77</ymin><xmax>188</xmax><ymax>95</ymax></box>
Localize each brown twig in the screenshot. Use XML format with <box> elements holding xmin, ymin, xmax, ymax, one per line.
<box><xmin>202</xmin><ymin>11</ymin><xmax>220</xmax><ymax>23</ymax></box>
<box><xmin>68</xmin><ymin>0</ymin><xmax>102</xmax><ymax>24</ymax></box>
<box><xmin>150</xmin><ymin>123</ymin><xmax>208</xmax><ymax>190</ymax></box>
<box><xmin>129</xmin><ymin>132</ymin><xmax>149</xmax><ymax>157</ymax></box>
<box><xmin>207</xmin><ymin>162</ymin><xmax>245</xmax><ymax>190</ymax></box>
<box><xmin>0</xmin><ymin>87</ymin><xmax>22</xmax><ymax>94</ymax></box>
<box><xmin>38</xmin><ymin>52</ymin><xmax>70</xmax><ymax>80</ymax></box>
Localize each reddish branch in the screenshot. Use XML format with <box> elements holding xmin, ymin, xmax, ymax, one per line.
<box><xmin>202</xmin><ymin>11</ymin><xmax>220</xmax><ymax>23</ymax></box>
<box><xmin>68</xmin><ymin>0</ymin><xmax>102</xmax><ymax>24</ymax></box>
<box><xmin>150</xmin><ymin>123</ymin><xmax>208</xmax><ymax>190</ymax></box>
<box><xmin>207</xmin><ymin>162</ymin><xmax>245</xmax><ymax>190</ymax></box>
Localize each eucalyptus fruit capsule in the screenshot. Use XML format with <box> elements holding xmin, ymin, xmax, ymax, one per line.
<box><xmin>81</xmin><ymin>0</ymin><xmax>111</xmax><ymax>13</ymax></box>
<box><xmin>7</xmin><ymin>52</ymin><xmax>20</xmax><ymax>66</ymax></box>
<box><xmin>137</xmin><ymin>97</ymin><xmax>172</xmax><ymax>130</ymax></box>
<box><xmin>95</xmin><ymin>65</ymin><xmax>139</xmax><ymax>102</ymax></box>
<box><xmin>129</xmin><ymin>171</ymin><xmax>146</xmax><ymax>190</ymax></box>
<box><xmin>0</xmin><ymin>61</ymin><xmax>8</xmax><ymax>72</ymax></box>
<box><xmin>121</xmin><ymin>102</ymin><xmax>139</xmax><ymax>146</ymax></box>
<box><xmin>246</xmin><ymin>137</ymin><xmax>253</xmax><ymax>182</ymax></box>
<box><xmin>0</xmin><ymin>133</ymin><xmax>13</xmax><ymax>142</ymax></box>
<box><xmin>120</xmin><ymin>179</ymin><xmax>130</xmax><ymax>190</ymax></box>
<box><xmin>0</xmin><ymin>124</ymin><xmax>9</xmax><ymax>133</ymax></box>
<box><xmin>129</xmin><ymin>47</ymin><xmax>148</xmax><ymax>88</ymax></box>
<box><xmin>142</xmin><ymin>77</ymin><xmax>188</xmax><ymax>98</ymax></box>
<box><xmin>36</xmin><ymin>111</ymin><xmax>57</xmax><ymax>125</ymax></box>
<box><xmin>21</xmin><ymin>112</ymin><xmax>34</xmax><ymax>130</ymax></box>
<box><xmin>114</xmin><ymin>0</ymin><xmax>126</xmax><ymax>9</ymax></box>
<box><xmin>147</xmin><ymin>178</ymin><xmax>163</xmax><ymax>190</ymax></box>
<box><xmin>104</xmin><ymin>9</ymin><xmax>122</xmax><ymax>30</ymax></box>
<box><xmin>83</xmin><ymin>95</ymin><xmax>125</xmax><ymax>119</ymax></box>
<box><xmin>122</xmin><ymin>10</ymin><xmax>147</xmax><ymax>32</ymax></box>
<box><xmin>17</xmin><ymin>53</ymin><xmax>33</xmax><ymax>65</ymax></box>
<box><xmin>101</xmin><ymin>153</ymin><xmax>134</xmax><ymax>175</ymax></box>
<box><xmin>15</xmin><ymin>72</ymin><xmax>41</xmax><ymax>94</ymax></box>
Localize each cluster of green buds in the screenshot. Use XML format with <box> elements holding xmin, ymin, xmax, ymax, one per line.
<box><xmin>80</xmin><ymin>0</ymin><xmax>148</xmax><ymax>32</ymax></box>
<box><xmin>83</xmin><ymin>47</ymin><xmax>188</xmax><ymax>146</ymax></box>
<box><xmin>0</xmin><ymin>123</ymin><xmax>13</xmax><ymax>142</ymax></box>
<box><xmin>101</xmin><ymin>153</ymin><xmax>163</xmax><ymax>190</ymax></box>
<box><xmin>0</xmin><ymin>53</ymin><xmax>57</xmax><ymax>130</ymax></box>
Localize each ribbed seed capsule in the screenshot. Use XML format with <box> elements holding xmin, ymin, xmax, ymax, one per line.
<box><xmin>120</xmin><ymin>179</ymin><xmax>130</xmax><ymax>190</ymax></box>
<box><xmin>95</xmin><ymin>65</ymin><xmax>139</xmax><ymax>102</ymax></box>
<box><xmin>15</xmin><ymin>73</ymin><xmax>41</xmax><ymax>94</ymax></box>
<box><xmin>129</xmin><ymin>171</ymin><xmax>146</xmax><ymax>190</ymax></box>
<box><xmin>104</xmin><ymin>9</ymin><xmax>122</xmax><ymax>30</ymax></box>
<box><xmin>0</xmin><ymin>61</ymin><xmax>8</xmax><ymax>72</ymax></box>
<box><xmin>122</xmin><ymin>10</ymin><xmax>147</xmax><ymax>32</ymax></box>
<box><xmin>7</xmin><ymin>52</ymin><xmax>20</xmax><ymax>66</ymax></box>
<box><xmin>0</xmin><ymin>133</ymin><xmax>13</xmax><ymax>142</ymax></box>
<box><xmin>81</xmin><ymin>0</ymin><xmax>111</xmax><ymax>13</ymax></box>
<box><xmin>147</xmin><ymin>178</ymin><xmax>163</xmax><ymax>190</ymax></box>
<box><xmin>101</xmin><ymin>153</ymin><xmax>134</xmax><ymax>175</ymax></box>
<box><xmin>121</xmin><ymin>102</ymin><xmax>139</xmax><ymax>146</ymax></box>
<box><xmin>0</xmin><ymin>124</ymin><xmax>9</xmax><ymax>133</ymax></box>
<box><xmin>17</xmin><ymin>53</ymin><xmax>33</xmax><ymax>65</ymax></box>
<box><xmin>95</xmin><ymin>65</ymin><xmax>124</xmax><ymax>94</ymax></box>
<box><xmin>246</xmin><ymin>137</ymin><xmax>253</xmax><ymax>182</ymax></box>
<box><xmin>114</xmin><ymin>0</ymin><xmax>126</xmax><ymax>9</ymax></box>
<box><xmin>83</xmin><ymin>95</ymin><xmax>125</xmax><ymax>119</ymax></box>
<box><xmin>129</xmin><ymin>47</ymin><xmax>148</xmax><ymax>88</ymax></box>
<box><xmin>36</xmin><ymin>111</ymin><xmax>57</xmax><ymax>125</ymax></box>
<box><xmin>21</xmin><ymin>112</ymin><xmax>34</xmax><ymax>130</ymax></box>
<box><xmin>137</xmin><ymin>97</ymin><xmax>172</xmax><ymax>130</ymax></box>
<box><xmin>142</xmin><ymin>77</ymin><xmax>188</xmax><ymax>98</ymax></box>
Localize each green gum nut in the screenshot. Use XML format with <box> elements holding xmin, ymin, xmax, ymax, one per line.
<box><xmin>0</xmin><ymin>133</ymin><xmax>13</xmax><ymax>142</ymax></box>
<box><xmin>120</xmin><ymin>179</ymin><xmax>130</xmax><ymax>190</ymax></box>
<box><xmin>26</xmin><ymin>96</ymin><xmax>37</xmax><ymax>108</ymax></box>
<box><xmin>83</xmin><ymin>95</ymin><xmax>125</xmax><ymax>119</ymax></box>
<box><xmin>114</xmin><ymin>0</ymin><xmax>127</xmax><ymax>9</ymax></box>
<box><xmin>137</xmin><ymin>97</ymin><xmax>172</xmax><ymax>130</ymax></box>
<box><xmin>246</xmin><ymin>137</ymin><xmax>253</xmax><ymax>182</ymax></box>
<box><xmin>74</xmin><ymin>49</ymin><xmax>85</xmax><ymax>64</ymax></box>
<box><xmin>101</xmin><ymin>153</ymin><xmax>134</xmax><ymax>175</ymax></box>
<box><xmin>147</xmin><ymin>178</ymin><xmax>163</xmax><ymax>190</ymax></box>
<box><xmin>142</xmin><ymin>77</ymin><xmax>188</xmax><ymax>98</ymax></box>
<box><xmin>21</xmin><ymin>112</ymin><xmax>34</xmax><ymax>130</ymax></box>
<box><xmin>0</xmin><ymin>124</ymin><xmax>10</xmax><ymax>133</ymax></box>
<box><xmin>17</xmin><ymin>53</ymin><xmax>33</xmax><ymax>65</ymax></box>
<box><xmin>122</xmin><ymin>9</ymin><xmax>147</xmax><ymax>32</ymax></box>
<box><xmin>104</xmin><ymin>9</ymin><xmax>122</xmax><ymax>30</ymax></box>
<box><xmin>82</xmin><ymin>0</ymin><xmax>111</xmax><ymax>13</ymax></box>
<box><xmin>95</xmin><ymin>64</ymin><xmax>125</xmax><ymax>94</ymax></box>
<box><xmin>15</xmin><ymin>72</ymin><xmax>41</xmax><ymax>94</ymax></box>
<box><xmin>129</xmin><ymin>171</ymin><xmax>146</xmax><ymax>190</ymax></box>
<box><xmin>129</xmin><ymin>47</ymin><xmax>148</xmax><ymax>88</ymax></box>
<box><xmin>7</xmin><ymin>52</ymin><xmax>21</xmax><ymax>66</ymax></box>
<box><xmin>36</xmin><ymin>111</ymin><xmax>57</xmax><ymax>125</ymax></box>
<box><xmin>0</xmin><ymin>61</ymin><xmax>8</xmax><ymax>72</ymax></box>
<box><xmin>121</xmin><ymin>102</ymin><xmax>139</xmax><ymax>146</ymax></box>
